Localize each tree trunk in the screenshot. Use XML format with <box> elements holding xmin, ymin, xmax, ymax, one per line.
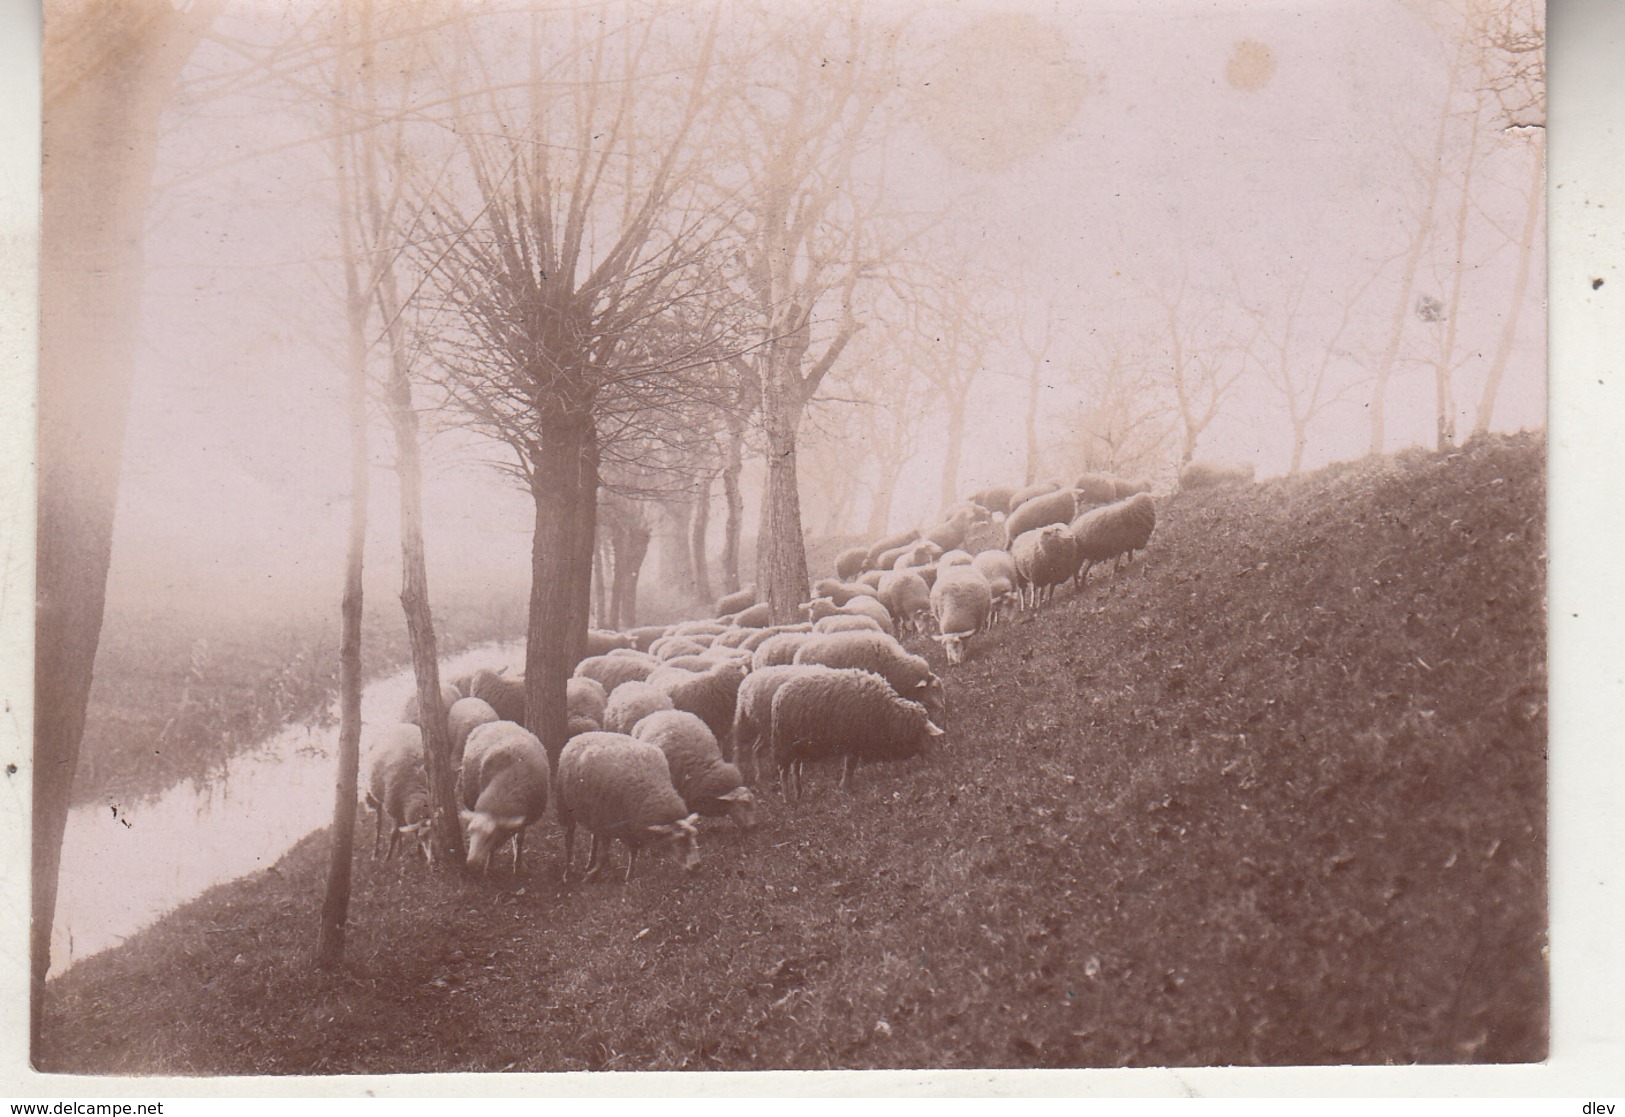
<box><xmin>610</xmin><ymin>514</ymin><xmax>650</xmax><ymax>630</ymax></box>
<box><xmin>757</xmin><ymin>383</ymin><xmax>811</xmax><ymax>625</ymax></box>
<box><xmin>1370</xmin><ymin>41</ymin><xmax>1463</xmax><ymax>456</ymax></box>
<box><xmin>720</xmin><ymin>417</ymin><xmax>746</xmax><ymax>595</ymax></box>
<box><xmin>865</xmin><ymin>471</ymin><xmax>896</xmax><ymax>538</ymax></box>
<box><xmin>1024</xmin><ymin>361</ymin><xmax>1043</xmax><ymax>485</ymax></box>
<box><xmin>1475</xmin><ymin>140</ymin><xmax>1544</xmax><ymax>436</ymax></box>
<box><xmin>592</xmin><ymin>538</ymin><xmax>608</xmax><ymax>628</ymax></box>
<box><xmin>381</xmin><ymin>370</ymin><xmax>461</xmax><ymax>867</ymax></box>
<box><xmin>33</xmin><ymin>0</ymin><xmax>218</xmax><ymax>1051</ymax></box>
<box><xmin>316</xmin><ymin>324</ymin><xmax>368</xmax><ymax>969</ymax></box>
<box><xmin>317</xmin><ymin>116</ymin><xmax>373</xmax><ymax>969</ymax></box>
<box><xmin>939</xmin><ymin>396</ymin><xmax>968</xmax><ymax>515</ymax></box>
<box><xmin>524</xmin><ymin>414</ymin><xmax>598</xmax><ymax>767</ymax></box>
<box><xmin>656</xmin><ymin>498</ymin><xmax>697</xmax><ymax>603</ymax></box>
<box><xmin>691</xmin><ymin>474</ymin><xmax>714</xmax><ymax>605</ymax></box>
<box><xmin>1434</xmin><ymin>98</ymin><xmax>1482</xmax><ymax>454</ymax></box>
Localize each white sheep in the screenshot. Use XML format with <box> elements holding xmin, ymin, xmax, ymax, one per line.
<box><xmin>1006</xmin><ymin>479</ymin><xmax>1062</xmax><ymax>512</ymax></box>
<box><xmin>767</xmin><ymin>667</ymin><xmax>944</xmax><ymax>803</ymax></box>
<box><xmin>447</xmin><ymin>696</ymin><xmax>499</xmax><ymax>766</ymax></box>
<box><xmin>1011</xmin><ymin>523</ymin><xmax>1079</xmax><ymax>608</ymax></box>
<box><xmin>713</xmin><ymin>585</ymin><xmax>759</xmax><ymax>618</ymax></box>
<box><xmin>922</xmin><ymin>503</ymin><xmax>989</xmax><ymax>553</ymax></box>
<box><xmin>971</xmin><ymin>548</ymin><xmax>1021</xmax><ymax>624</ymax></box>
<box><xmin>625</xmin><ymin>624</ymin><xmax>671</xmax><ymax>652</ymax></box>
<box><xmin>877</xmin><ymin>569</ymin><xmax>932</xmax><ymax>634</ymax></box>
<box><xmin>724</xmin><ymin>602</ymin><xmax>773</xmax><ymax>629</ymax></box>
<box><xmin>834</xmin><ymin>547</ymin><xmax>870</xmax><ymax>580</ymax></box>
<box><xmin>575</xmin><ymin>652</ymin><xmax>658</xmax><ymax>694</ymax></box>
<box><xmin>811</xmin><ymin>578</ymin><xmax>883</xmax><ymax>607</ymax></box>
<box><xmin>801</xmin><ymin>595</ymin><xmax>896</xmax><ymax>635</ymax></box>
<box><xmin>791</xmin><ymin>629</ymin><xmax>947</xmax><ymax>728</ymax></box>
<box><xmin>603</xmin><ymin>679</ymin><xmax>677</xmax><ymax>734</ymax></box>
<box><xmin>648</xmin><ymin>660</ymin><xmax>749</xmax><ymax>750</ymax></box>
<box><xmin>813</xmin><ymin>613</ymin><xmax>885</xmax><ymax>635</ymax></box>
<box><xmin>1069</xmin><ymin>492</ymin><xmax>1157</xmax><ymax>585</ymax></box>
<box><xmin>930</xmin><ymin>565</ymin><xmax>994</xmax><ymax>665</ymax></box>
<box><xmin>555</xmin><ymin>731</ymin><xmax>701</xmax><ymax>882</ymax></box>
<box><xmin>363</xmin><ymin>723</ymin><xmax>435</xmax><ymax>863</ymax></box>
<box><xmin>632</xmin><ymin>709</ymin><xmax>759</xmax><ymax>831</ymax></box>
<box><xmin>458</xmin><ymin>720</ymin><xmax>551</xmax><ymax>875</ymax></box>
<box><xmin>400</xmin><ymin>682</ymin><xmax>463</xmax><ymax>728</ymax></box>
<box><xmin>864</xmin><ymin>527</ymin><xmax>920</xmax><ymax>570</ymax></box>
<box><xmin>467</xmin><ymin>668</ymin><xmax>526</xmax><ymax>724</ymax></box>
<box><xmin>892</xmin><ymin>540</ymin><xmax>944</xmax><ymax>571</ymax></box>
<box><xmin>650</xmin><ymin>634</ymin><xmax>709</xmax><ymax>660</ymax></box>
<box><xmin>1003</xmin><ymin>487</ymin><xmax>1081</xmax><ymax>548</ymax></box>
<box><xmin>966</xmin><ymin>485</ymin><xmax>1016</xmax><ymax>517</ymax></box>
<box><xmin>731</xmin><ymin>664</ymin><xmax>845</xmax><ymax>782</ymax></box>
<box><xmin>751</xmin><ymin>630</ymin><xmax>819</xmax><ymax>671</ymax></box>
<box><xmin>584</xmin><ymin>628</ymin><xmax>636</xmax><ymax>656</ymax></box>
<box><xmin>670</xmin><ymin>620</ymin><xmax>731</xmax><ymax>638</ymax></box>
<box><xmin>1180</xmin><ymin>459</ymin><xmax>1255</xmax><ymax>489</ymax></box>
<box><xmin>567</xmin><ymin>675</ymin><xmax>609</xmax><ymax>727</ymax></box>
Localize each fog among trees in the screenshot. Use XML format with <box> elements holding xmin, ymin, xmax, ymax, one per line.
<box><xmin>34</xmin><ymin>0</ymin><xmax>1545</xmax><ymax>1016</ymax></box>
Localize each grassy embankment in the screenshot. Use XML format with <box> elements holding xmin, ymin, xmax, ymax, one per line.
<box><xmin>40</xmin><ymin>431</ymin><xmax>1546</xmax><ymax>1072</ymax></box>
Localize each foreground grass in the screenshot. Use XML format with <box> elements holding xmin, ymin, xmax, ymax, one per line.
<box><xmin>39</xmin><ymin>432</ymin><xmax>1546</xmax><ymax>1072</ymax></box>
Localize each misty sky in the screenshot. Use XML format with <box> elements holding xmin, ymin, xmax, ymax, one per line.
<box><xmin>107</xmin><ymin>0</ymin><xmax>1546</xmax><ymax>607</ymax></box>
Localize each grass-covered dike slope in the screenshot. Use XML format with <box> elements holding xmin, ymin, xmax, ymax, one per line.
<box><xmin>39</xmin><ymin>431</ymin><xmax>1546</xmax><ymax>1073</ymax></box>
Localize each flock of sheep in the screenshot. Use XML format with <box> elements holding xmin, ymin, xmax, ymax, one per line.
<box><xmin>362</xmin><ymin>460</ymin><xmax>1253</xmax><ymax>885</ymax></box>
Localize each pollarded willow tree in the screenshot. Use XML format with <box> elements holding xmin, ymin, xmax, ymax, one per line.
<box><xmin>402</xmin><ymin>3</ymin><xmax>738</xmax><ymax>761</ymax></box>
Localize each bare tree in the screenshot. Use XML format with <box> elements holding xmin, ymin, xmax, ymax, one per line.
<box><xmin>1015</xmin><ymin>298</ymin><xmax>1059</xmax><ymax>486</ymax></box>
<box><xmin>34</xmin><ymin>0</ymin><xmax>223</xmax><ymax>1049</ymax></box>
<box><xmin>598</xmin><ymin>492</ymin><xmax>653</xmax><ymax>630</ymax></box>
<box><xmin>316</xmin><ymin>6</ymin><xmax>377</xmax><ymax>967</ymax></box>
<box><xmin>1241</xmin><ymin>260</ymin><xmax>1388</xmax><ymax>475</ymax></box>
<box><xmin>1147</xmin><ymin>267</ymin><xmax>1249</xmax><ymax>468</ymax></box>
<box><xmin>405</xmin><ymin>6</ymin><xmax>730</xmax><ymax>761</ymax></box>
<box><xmin>907</xmin><ymin>272</ymin><xmax>995</xmax><ymax>515</ymax></box>
<box><xmin>731</xmin><ymin>7</ymin><xmax>893</xmax><ymax>622</ymax></box>
<box><xmin>1049</xmin><ymin>333</ymin><xmax>1172</xmax><ymax>481</ymax></box>
<box><xmin>1472</xmin><ymin>0</ymin><xmax>1544</xmax><ymax>435</ymax></box>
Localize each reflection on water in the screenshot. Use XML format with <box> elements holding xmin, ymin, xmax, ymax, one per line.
<box><xmin>49</xmin><ymin>641</ymin><xmax>524</xmax><ymax>978</ymax></box>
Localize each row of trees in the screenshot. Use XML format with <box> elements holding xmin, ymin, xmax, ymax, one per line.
<box><xmin>36</xmin><ymin>0</ymin><xmax>1543</xmax><ymax>1037</ymax></box>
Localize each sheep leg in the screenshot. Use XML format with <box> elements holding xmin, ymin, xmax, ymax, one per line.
<box><xmin>624</xmin><ymin>843</ymin><xmax>640</xmax><ymax>883</ymax></box>
<box><xmin>840</xmin><ymin>754</ymin><xmax>859</xmax><ymax>789</ymax></box>
<box><xmin>583</xmin><ymin>833</ymin><xmax>605</xmax><ymax>882</ymax></box>
<box><xmin>779</xmin><ymin>763</ymin><xmax>795</xmax><ymax>804</ymax></box>
<box><xmin>562</xmin><ymin>819</ymin><xmax>576</xmax><ymax>880</ymax></box>
<box><xmin>511</xmin><ymin>828</ymin><xmax>525</xmax><ymax>876</ymax></box>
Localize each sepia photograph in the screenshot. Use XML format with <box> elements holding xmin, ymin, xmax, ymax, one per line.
<box><xmin>16</xmin><ymin>0</ymin><xmax>1579</xmax><ymax>1086</ymax></box>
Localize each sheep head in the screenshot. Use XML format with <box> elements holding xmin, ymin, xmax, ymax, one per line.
<box><xmin>932</xmin><ymin>630</ymin><xmax>975</xmax><ymax>665</ymax></box>
<box><xmin>461</xmin><ymin>809</ymin><xmax>526</xmax><ymax>874</ymax></box>
<box><xmin>716</xmin><ymin>786</ymin><xmax>760</xmax><ymax>832</ymax></box>
<box><xmin>645</xmin><ymin>814</ymin><xmax>702</xmax><ymax>871</ymax></box>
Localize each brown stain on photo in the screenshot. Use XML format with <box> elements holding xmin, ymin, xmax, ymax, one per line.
<box><xmin>1226</xmin><ymin>38</ymin><xmax>1276</xmax><ymax>92</ymax></box>
<box><xmin>913</xmin><ymin>13</ymin><xmax>1090</xmax><ymax>172</ymax></box>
